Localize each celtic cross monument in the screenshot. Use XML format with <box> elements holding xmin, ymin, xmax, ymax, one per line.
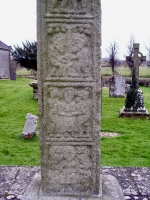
<box><xmin>120</xmin><ymin>43</ymin><xmax>149</xmax><ymax>118</ymax></box>
<box><xmin>126</xmin><ymin>43</ymin><xmax>146</xmax><ymax>89</ymax></box>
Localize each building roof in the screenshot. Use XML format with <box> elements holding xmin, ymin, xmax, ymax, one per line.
<box><xmin>0</xmin><ymin>41</ymin><xmax>11</xmax><ymax>51</ymax></box>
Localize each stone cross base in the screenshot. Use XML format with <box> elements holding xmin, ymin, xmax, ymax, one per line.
<box><xmin>119</xmin><ymin>106</ymin><xmax>150</xmax><ymax>118</ymax></box>
<box><xmin>22</xmin><ymin>173</ymin><xmax>124</xmax><ymax>200</ymax></box>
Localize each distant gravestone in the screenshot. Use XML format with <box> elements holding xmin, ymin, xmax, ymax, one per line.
<box><xmin>109</xmin><ymin>75</ymin><xmax>125</xmax><ymax>97</ymax></box>
<box><xmin>10</xmin><ymin>68</ymin><xmax>16</xmax><ymax>80</ymax></box>
<box><xmin>10</xmin><ymin>60</ymin><xmax>16</xmax><ymax>80</ymax></box>
<box><xmin>22</xmin><ymin>113</ymin><xmax>38</xmax><ymax>139</ymax></box>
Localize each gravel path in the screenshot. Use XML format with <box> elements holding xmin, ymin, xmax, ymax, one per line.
<box><xmin>0</xmin><ymin>166</ymin><xmax>150</xmax><ymax>200</ymax></box>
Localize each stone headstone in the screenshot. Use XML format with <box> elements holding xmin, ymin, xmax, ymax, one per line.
<box><xmin>22</xmin><ymin>113</ymin><xmax>38</xmax><ymax>139</ymax></box>
<box><xmin>109</xmin><ymin>75</ymin><xmax>125</xmax><ymax>97</ymax></box>
<box><xmin>10</xmin><ymin>68</ymin><xmax>16</xmax><ymax>80</ymax></box>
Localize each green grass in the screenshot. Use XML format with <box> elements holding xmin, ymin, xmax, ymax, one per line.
<box><xmin>18</xmin><ymin>65</ymin><xmax>150</xmax><ymax>78</ymax></box>
<box><xmin>0</xmin><ymin>78</ymin><xmax>150</xmax><ymax>167</ymax></box>
<box><xmin>102</xmin><ymin>65</ymin><xmax>150</xmax><ymax>78</ymax></box>
<box><xmin>0</xmin><ymin>78</ymin><xmax>39</xmax><ymax>165</ymax></box>
<box><xmin>101</xmin><ymin>87</ymin><xmax>150</xmax><ymax>167</ymax></box>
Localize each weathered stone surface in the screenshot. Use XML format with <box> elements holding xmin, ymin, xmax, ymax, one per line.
<box><xmin>0</xmin><ymin>167</ymin><xmax>40</xmax><ymax>200</ymax></box>
<box><xmin>0</xmin><ymin>167</ymin><xmax>19</xmax><ymax>199</ymax></box>
<box><xmin>101</xmin><ymin>167</ymin><xmax>150</xmax><ymax>200</ymax></box>
<box><xmin>1</xmin><ymin>166</ymin><xmax>149</xmax><ymax>199</ymax></box>
<box><xmin>101</xmin><ymin>167</ymin><xmax>139</xmax><ymax>196</ymax></box>
<box><xmin>22</xmin><ymin>113</ymin><xmax>38</xmax><ymax>139</ymax></box>
<box><xmin>36</xmin><ymin>0</ymin><xmax>125</xmax><ymax>199</ymax></box>
<box><xmin>109</xmin><ymin>75</ymin><xmax>125</xmax><ymax>97</ymax></box>
<box><xmin>37</xmin><ymin>0</ymin><xmax>101</xmax><ymax>197</ymax></box>
<box><xmin>21</xmin><ymin>173</ymin><xmax>124</xmax><ymax>200</ymax></box>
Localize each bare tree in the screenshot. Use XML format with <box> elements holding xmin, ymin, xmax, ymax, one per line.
<box><xmin>125</xmin><ymin>35</ymin><xmax>135</xmax><ymax>70</ymax></box>
<box><xmin>126</xmin><ymin>35</ymin><xmax>135</xmax><ymax>55</ymax></box>
<box><xmin>145</xmin><ymin>43</ymin><xmax>150</xmax><ymax>66</ymax></box>
<box><xmin>106</xmin><ymin>41</ymin><xmax>119</xmax><ymax>73</ymax></box>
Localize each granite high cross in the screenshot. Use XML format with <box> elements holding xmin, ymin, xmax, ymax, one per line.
<box><xmin>37</xmin><ymin>1</ymin><xmax>101</xmax><ymax>197</ymax></box>
<box><xmin>22</xmin><ymin>1</ymin><xmax>124</xmax><ymax>199</ymax></box>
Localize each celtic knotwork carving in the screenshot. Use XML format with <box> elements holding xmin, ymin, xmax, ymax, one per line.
<box><xmin>45</xmin><ymin>145</ymin><xmax>92</xmax><ymax>192</ymax></box>
<box><xmin>47</xmin><ymin>0</ymin><xmax>87</xmax><ymax>14</ymax></box>
<box><xmin>45</xmin><ymin>87</ymin><xmax>92</xmax><ymax>139</ymax></box>
<box><xmin>47</xmin><ymin>24</ymin><xmax>92</xmax><ymax>78</ymax></box>
<box><xmin>48</xmin><ymin>25</ymin><xmax>67</xmax><ymax>35</ymax></box>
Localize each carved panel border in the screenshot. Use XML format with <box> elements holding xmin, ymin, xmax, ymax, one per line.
<box><xmin>43</xmin><ymin>22</ymin><xmax>95</xmax><ymax>81</ymax></box>
<box><xmin>45</xmin><ymin>0</ymin><xmax>91</xmax><ymax>15</ymax></box>
<box><xmin>42</xmin><ymin>83</ymin><xmax>96</xmax><ymax>141</ymax></box>
<box><xmin>40</xmin><ymin>143</ymin><xmax>97</xmax><ymax>196</ymax></box>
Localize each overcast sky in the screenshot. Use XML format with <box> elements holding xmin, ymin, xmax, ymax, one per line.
<box><xmin>102</xmin><ymin>0</ymin><xmax>150</xmax><ymax>59</ymax></box>
<box><xmin>0</xmin><ymin>0</ymin><xmax>36</xmax><ymax>47</ymax></box>
<box><xmin>0</xmin><ymin>0</ymin><xmax>150</xmax><ymax>59</ymax></box>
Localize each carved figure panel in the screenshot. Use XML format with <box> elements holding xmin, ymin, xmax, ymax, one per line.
<box><xmin>43</xmin><ymin>86</ymin><xmax>92</xmax><ymax>140</ymax></box>
<box><xmin>46</xmin><ymin>24</ymin><xmax>93</xmax><ymax>79</ymax></box>
<box><xmin>42</xmin><ymin>145</ymin><xmax>93</xmax><ymax>194</ymax></box>
<box><xmin>46</xmin><ymin>0</ymin><xmax>87</xmax><ymax>14</ymax></box>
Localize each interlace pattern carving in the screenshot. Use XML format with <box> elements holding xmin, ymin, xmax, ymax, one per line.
<box><xmin>47</xmin><ymin>24</ymin><xmax>92</xmax><ymax>79</ymax></box>
<box><xmin>44</xmin><ymin>87</ymin><xmax>92</xmax><ymax>139</ymax></box>
<box><xmin>47</xmin><ymin>0</ymin><xmax>87</xmax><ymax>14</ymax></box>
<box><xmin>42</xmin><ymin>145</ymin><xmax>93</xmax><ymax>194</ymax></box>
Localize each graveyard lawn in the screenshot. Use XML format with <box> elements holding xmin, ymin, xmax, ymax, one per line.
<box><xmin>0</xmin><ymin>79</ymin><xmax>150</xmax><ymax>167</ymax></box>
<box><xmin>101</xmin><ymin>87</ymin><xmax>150</xmax><ymax>167</ymax></box>
<box><xmin>16</xmin><ymin>68</ymin><xmax>34</xmax><ymax>76</ymax></box>
<box><xmin>102</xmin><ymin>65</ymin><xmax>150</xmax><ymax>78</ymax></box>
<box><xmin>0</xmin><ymin>78</ymin><xmax>40</xmax><ymax>165</ymax></box>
